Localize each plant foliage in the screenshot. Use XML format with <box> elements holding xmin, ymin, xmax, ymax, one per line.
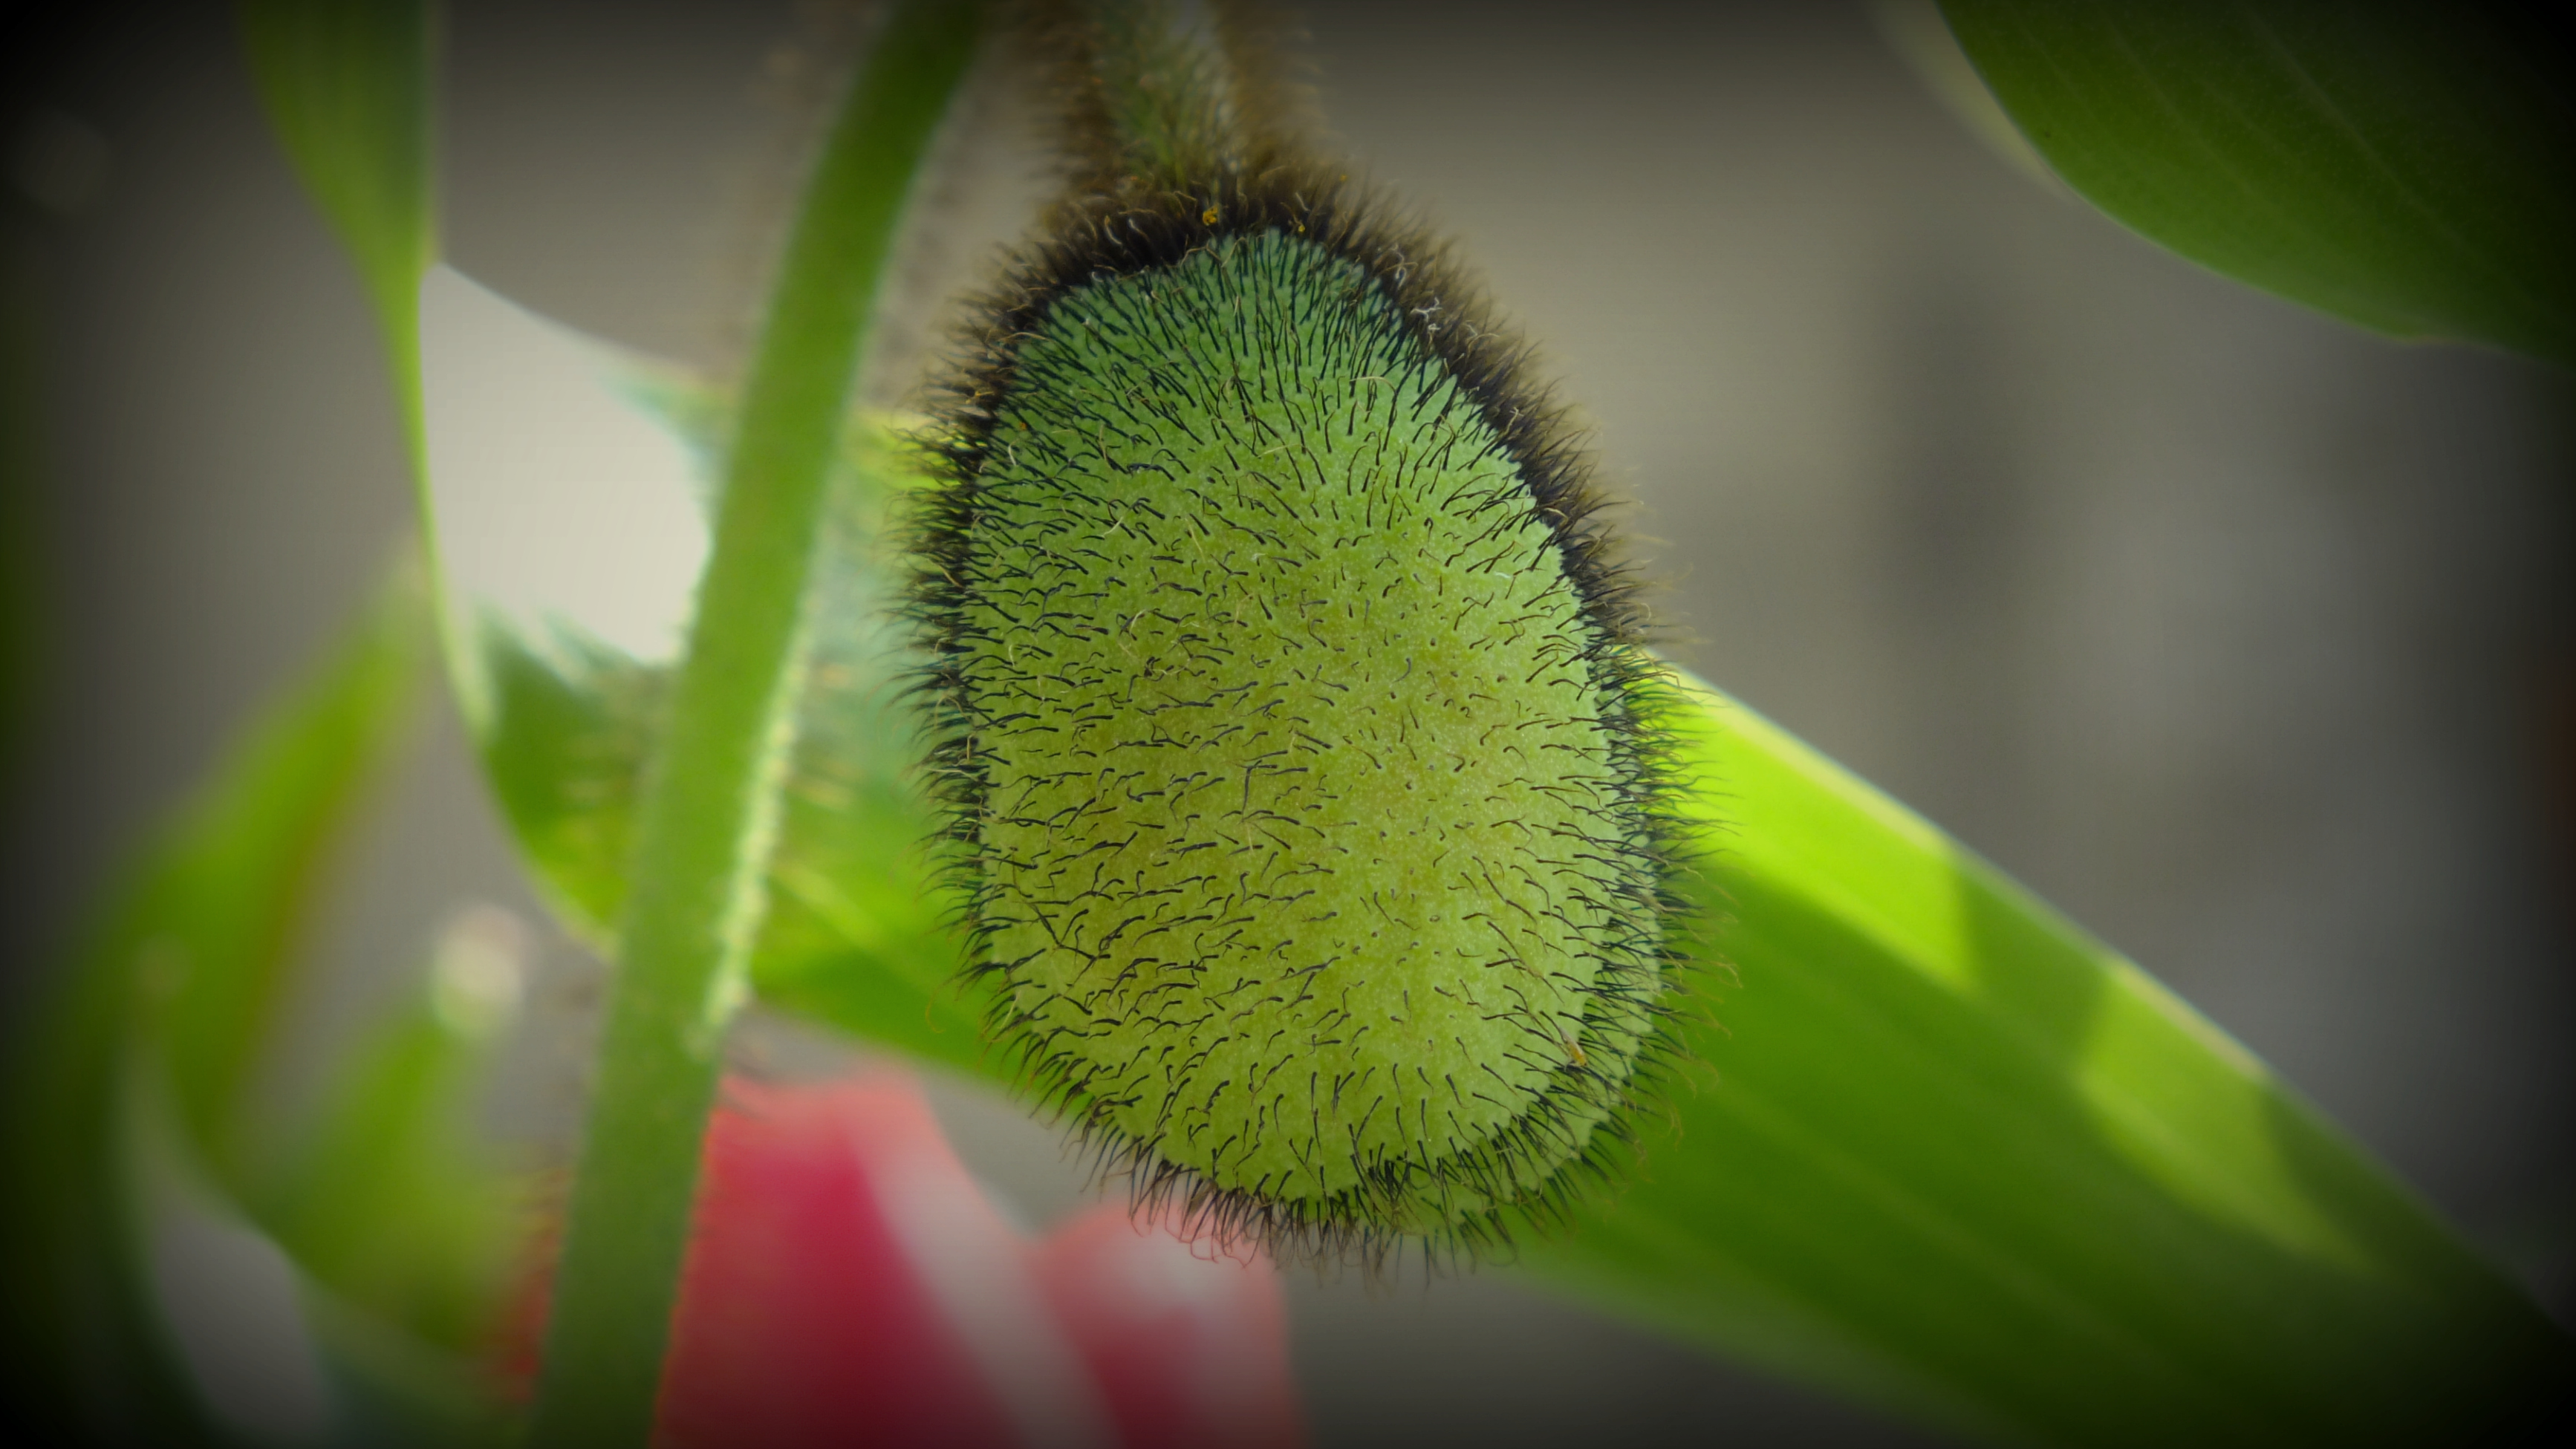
<box><xmin>37</xmin><ymin>1</ymin><xmax>2546</xmax><ymax>1445</ymax></box>
<box><xmin>1939</xmin><ymin>1</ymin><xmax>2576</xmax><ymax>365</ymax></box>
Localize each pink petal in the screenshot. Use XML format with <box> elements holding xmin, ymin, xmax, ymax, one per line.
<box><xmin>534</xmin><ymin>1069</ymin><xmax>1311</xmax><ymax>1449</ymax></box>
<box><xmin>656</xmin><ymin>1073</ymin><xmax>1023</xmax><ymax>1449</ymax></box>
<box><xmin>1032</xmin><ymin>1203</ymin><xmax>1305</xmax><ymax>1449</ymax></box>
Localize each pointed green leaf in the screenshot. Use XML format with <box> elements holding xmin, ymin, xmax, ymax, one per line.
<box><xmin>132</xmin><ymin>573</ymin><xmax>431</xmax><ymax>1185</ymax></box>
<box><xmin>236</xmin><ymin>0</ymin><xmax>435</xmax><ymax>385</ymax></box>
<box><xmin>1519</xmin><ymin>680</ymin><xmax>2575</xmax><ymax>1446</ymax></box>
<box><xmin>0</xmin><ymin>567</ymin><xmax>432</xmax><ymax>1442</ymax></box>
<box><xmin>1936</xmin><ymin>2</ymin><xmax>2576</xmax><ymax>365</ymax></box>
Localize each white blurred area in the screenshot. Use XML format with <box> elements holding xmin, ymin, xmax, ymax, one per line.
<box><xmin>3</xmin><ymin>2</ymin><xmax>2567</xmax><ymax>1447</ymax></box>
<box><xmin>419</xmin><ymin>265</ymin><xmax>711</xmax><ymax>677</ymax></box>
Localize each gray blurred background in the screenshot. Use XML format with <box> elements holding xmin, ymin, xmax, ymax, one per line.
<box><xmin>4</xmin><ymin>2</ymin><xmax>2569</xmax><ymax>1445</ymax></box>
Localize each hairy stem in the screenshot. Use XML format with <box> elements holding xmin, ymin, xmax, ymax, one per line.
<box><xmin>1057</xmin><ymin>0</ymin><xmax>1301</xmax><ymax>195</ymax></box>
<box><xmin>526</xmin><ymin>4</ymin><xmax>982</xmax><ymax>1442</ymax></box>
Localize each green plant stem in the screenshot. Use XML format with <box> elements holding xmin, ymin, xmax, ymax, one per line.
<box><xmin>526</xmin><ymin>4</ymin><xmax>982</xmax><ymax>1443</ymax></box>
<box><xmin>1071</xmin><ymin>0</ymin><xmax>1248</xmax><ymax>184</ymax></box>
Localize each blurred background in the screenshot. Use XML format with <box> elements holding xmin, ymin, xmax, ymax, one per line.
<box><xmin>4</xmin><ymin>1</ymin><xmax>2569</xmax><ymax>1445</ymax></box>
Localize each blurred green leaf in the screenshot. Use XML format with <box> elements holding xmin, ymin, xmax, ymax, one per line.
<box><xmin>132</xmin><ymin>576</ymin><xmax>431</xmax><ymax>1185</ymax></box>
<box><xmin>1522</xmin><ymin>682</ymin><xmax>2574</xmax><ymax>1446</ymax></box>
<box><xmin>1937</xmin><ymin>2</ymin><xmax>2576</xmax><ymax>365</ymax></box>
<box><xmin>1</xmin><ymin>566</ymin><xmax>432</xmax><ymax>1443</ymax></box>
<box><xmin>412</xmin><ymin>329</ymin><xmax>981</xmax><ymax>1069</ymax></box>
<box><xmin>236</xmin><ymin>0</ymin><xmax>434</xmax><ymax>385</ymax></box>
<box><xmin>251</xmin><ymin>908</ymin><xmax>527</xmax><ymax>1357</ymax></box>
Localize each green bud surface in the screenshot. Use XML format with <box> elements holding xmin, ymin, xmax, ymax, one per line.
<box><xmin>917</xmin><ymin>201</ymin><xmax>1676</xmax><ymax>1255</ymax></box>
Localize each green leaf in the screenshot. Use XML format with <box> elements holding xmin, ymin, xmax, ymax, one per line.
<box><xmin>522</xmin><ymin>3</ymin><xmax>986</xmax><ymax>1440</ymax></box>
<box><xmin>236</xmin><ymin>0</ymin><xmax>435</xmax><ymax>395</ymax></box>
<box><xmin>253</xmin><ymin>908</ymin><xmax>527</xmax><ymax>1358</ymax></box>
<box><xmin>137</xmin><ymin>576</ymin><xmax>432</xmax><ymax>1185</ymax></box>
<box><xmin>1936</xmin><ymin>2</ymin><xmax>2576</xmax><ymax>365</ymax></box>
<box><xmin>1519</xmin><ymin>680</ymin><xmax>2575</xmax><ymax>1446</ymax></box>
<box><xmin>407</xmin><ymin>282</ymin><xmax>980</xmax><ymax>1068</ymax></box>
<box><xmin>0</xmin><ymin>566</ymin><xmax>432</xmax><ymax>1442</ymax></box>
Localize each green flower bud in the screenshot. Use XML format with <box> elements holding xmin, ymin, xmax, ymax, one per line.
<box><xmin>913</xmin><ymin>166</ymin><xmax>1682</xmax><ymax>1262</ymax></box>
